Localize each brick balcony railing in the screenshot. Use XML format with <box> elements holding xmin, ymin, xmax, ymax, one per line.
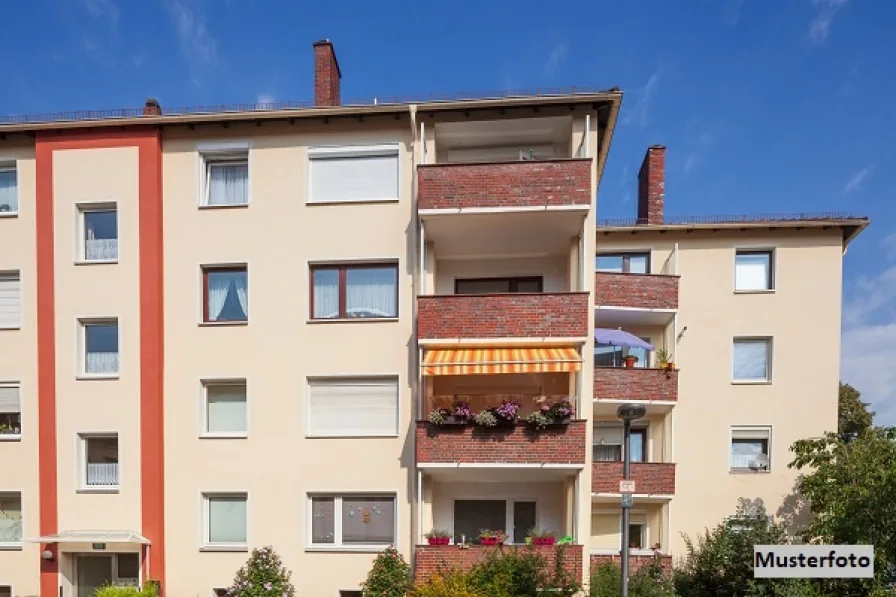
<box><xmin>416</xmin><ymin>421</ymin><xmax>587</xmax><ymax>465</ymax></box>
<box><xmin>590</xmin><ymin>553</ymin><xmax>673</xmax><ymax>575</ymax></box>
<box><xmin>592</xmin><ymin>462</ymin><xmax>676</xmax><ymax>495</ymax></box>
<box><xmin>417</xmin><ymin>159</ymin><xmax>592</xmax><ymax>211</ymax></box>
<box><xmin>593</xmin><ymin>367</ymin><xmax>678</xmax><ymax>402</ymax></box>
<box><xmin>594</xmin><ymin>272</ymin><xmax>679</xmax><ymax>310</ymax></box>
<box><xmin>415</xmin><ymin>544</ymin><xmax>584</xmax><ymax>583</ymax></box>
<box><xmin>417</xmin><ymin>292</ymin><xmax>589</xmax><ymax>339</ymax></box>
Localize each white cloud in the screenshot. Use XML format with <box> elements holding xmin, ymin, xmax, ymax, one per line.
<box><xmin>881</xmin><ymin>233</ymin><xmax>896</xmax><ymax>261</ymax></box>
<box><xmin>621</xmin><ymin>192</ymin><xmax>632</xmax><ymax>204</ymax></box>
<box><xmin>682</xmin><ymin>128</ymin><xmax>715</xmax><ymax>175</ymax></box>
<box><xmin>622</xmin><ymin>70</ymin><xmax>660</xmax><ymax>128</ymax></box>
<box><xmin>256</xmin><ymin>93</ymin><xmax>275</xmax><ymax>107</ymax></box>
<box><xmin>544</xmin><ymin>42</ymin><xmax>568</xmax><ymax>77</ymax></box>
<box><xmin>85</xmin><ymin>0</ymin><xmax>120</xmax><ymax>32</ymax></box>
<box><xmin>843</xmin><ymin>166</ymin><xmax>871</xmax><ymax>194</ymax></box>
<box><xmin>168</xmin><ymin>1</ymin><xmax>218</xmax><ymax>85</ymax></box>
<box><xmin>808</xmin><ymin>0</ymin><xmax>849</xmax><ymax>45</ymax></box>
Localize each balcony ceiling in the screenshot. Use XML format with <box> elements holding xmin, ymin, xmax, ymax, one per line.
<box><xmin>594</xmin><ymin>306</ymin><xmax>676</xmax><ymax>327</ymax></box>
<box><xmin>425</xmin><ymin>211</ymin><xmax>585</xmax><ymax>259</ymax></box>
<box><xmin>422</xmin><ymin>466</ymin><xmax>579</xmax><ymax>483</ymax></box>
<box><xmin>435</xmin><ymin>116</ymin><xmax>572</xmax><ymax>150</ymax></box>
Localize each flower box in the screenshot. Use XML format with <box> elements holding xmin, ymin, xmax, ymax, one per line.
<box><xmin>480</xmin><ymin>537</ymin><xmax>502</xmax><ymax>546</ymax></box>
<box><xmin>532</xmin><ymin>537</ymin><xmax>557</xmax><ymax>546</ymax></box>
<box><xmin>427</xmin><ymin>536</ymin><xmax>450</xmax><ymax>546</ymax></box>
<box><xmin>440</xmin><ymin>415</ymin><xmax>470</xmax><ymax>426</ymax></box>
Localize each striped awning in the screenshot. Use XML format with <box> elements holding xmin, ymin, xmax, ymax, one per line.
<box><xmin>422</xmin><ymin>346</ymin><xmax>581</xmax><ymax>376</ymax></box>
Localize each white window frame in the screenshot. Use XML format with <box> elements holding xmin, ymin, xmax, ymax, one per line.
<box><xmin>449</xmin><ymin>496</ymin><xmax>540</xmax><ymax>545</ymax></box>
<box><xmin>0</xmin><ymin>162</ymin><xmax>18</xmax><ymax>217</ymax></box>
<box><xmin>729</xmin><ymin>425</ymin><xmax>772</xmax><ymax>473</ymax></box>
<box><xmin>0</xmin><ymin>382</ymin><xmax>21</xmax><ymax>441</ymax></box>
<box><xmin>200</xmin><ymin>379</ymin><xmax>248</xmax><ymax>439</ymax></box>
<box><xmin>733</xmin><ymin>247</ymin><xmax>775</xmax><ymax>293</ymax></box>
<box><xmin>731</xmin><ymin>337</ymin><xmax>773</xmax><ymax>383</ymax></box>
<box><xmin>197</xmin><ymin>142</ymin><xmax>251</xmax><ymax>208</ymax></box>
<box><xmin>0</xmin><ymin>271</ymin><xmax>22</xmax><ymax>330</ymax></box>
<box><xmin>306</xmin><ymin>493</ymin><xmax>397</xmax><ymax>551</ymax></box>
<box><xmin>307</xmin><ymin>144</ymin><xmax>401</xmax><ymax>205</ymax></box>
<box><xmin>305</xmin><ymin>376</ymin><xmax>400</xmax><ymax>438</ymax></box>
<box><xmin>78</xmin><ymin>318</ymin><xmax>120</xmax><ymax>379</ymax></box>
<box><xmin>592</xmin><ymin>422</ymin><xmax>651</xmax><ymax>463</ymax></box>
<box><xmin>76</xmin><ymin>202</ymin><xmax>119</xmax><ymax>264</ymax></box>
<box><xmin>201</xmin><ymin>492</ymin><xmax>249</xmax><ymax>551</ymax></box>
<box><xmin>590</xmin><ymin>508</ymin><xmax>655</xmax><ymax>555</ymax></box>
<box><xmin>78</xmin><ymin>433</ymin><xmax>120</xmax><ymax>492</ymax></box>
<box><xmin>0</xmin><ymin>584</ymin><xmax>14</xmax><ymax>597</ymax></box>
<box><xmin>0</xmin><ymin>490</ymin><xmax>24</xmax><ymax>549</ymax></box>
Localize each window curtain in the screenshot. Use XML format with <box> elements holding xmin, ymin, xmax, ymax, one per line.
<box><xmin>208</xmin><ymin>497</ymin><xmax>247</xmax><ymax>543</ymax></box>
<box><xmin>313</xmin><ymin>270</ymin><xmax>339</xmax><ymax>318</ymax></box>
<box><xmin>234</xmin><ymin>276</ymin><xmax>248</xmax><ymax>317</ymax></box>
<box><xmin>84</xmin><ymin>211</ymin><xmax>118</xmax><ymax>261</ymax></box>
<box><xmin>733</xmin><ymin>340</ymin><xmax>769</xmax><ymax>380</ymax></box>
<box><xmin>86</xmin><ymin>352</ymin><xmax>119</xmax><ymax>374</ymax></box>
<box><xmin>346</xmin><ymin>268</ymin><xmax>397</xmax><ymax>318</ymax></box>
<box><xmin>0</xmin><ymin>170</ymin><xmax>16</xmax><ymax>213</ymax></box>
<box><xmin>207</xmin><ymin>387</ymin><xmax>247</xmax><ymax>433</ymax></box>
<box><xmin>207</xmin><ymin>275</ymin><xmax>231</xmax><ymax>321</ymax></box>
<box><xmin>0</xmin><ymin>494</ymin><xmax>22</xmax><ymax>542</ymax></box>
<box><xmin>311</xmin><ymin>497</ymin><xmax>335</xmax><ymax>544</ymax></box>
<box><xmin>341</xmin><ymin>497</ymin><xmax>395</xmax><ymax>544</ymax></box>
<box><xmin>594</xmin><ymin>445</ymin><xmax>621</xmax><ymax>461</ymax></box>
<box><xmin>208</xmin><ymin>163</ymin><xmax>248</xmax><ymax>205</ymax></box>
<box><xmin>731</xmin><ymin>439</ymin><xmax>766</xmax><ymax>468</ymax></box>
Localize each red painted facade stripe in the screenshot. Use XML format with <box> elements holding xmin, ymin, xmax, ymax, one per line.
<box><xmin>35</xmin><ymin>127</ymin><xmax>165</xmax><ymax>594</ymax></box>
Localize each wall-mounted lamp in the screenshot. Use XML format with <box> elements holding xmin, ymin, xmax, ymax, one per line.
<box><xmin>41</xmin><ymin>549</ymin><xmax>54</xmax><ymax>561</ymax></box>
<box><xmin>677</xmin><ymin>325</ymin><xmax>688</xmax><ymax>342</ymax></box>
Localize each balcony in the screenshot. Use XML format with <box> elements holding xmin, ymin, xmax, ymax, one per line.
<box><xmin>593</xmin><ymin>367</ymin><xmax>678</xmax><ymax>403</ymax></box>
<box><xmin>592</xmin><ymin>462</ymin><xmax>676</xmax><ymax>496</ymax></box>
<box><xmin>415</xmin><ymin>544</ymin><xmax>584</xmax><ymax>583</ymax></box>
<box><xmin>416</xmin><ymin>420</ymin><xmax>587</xmax><ymax>465</ymax></box>
<box><xmin>417</xmin><ymin>292</ymin><xmax>589</xmax><ymax>340</ymax></box>
<box><xmin>594</xmin><ymin>272</ymin><xmax>679</xmax><ymax>312</ymax></box>
<box><xmin>417</xmin><ymin>159</ymin><xmax>592</xmax><ymax>211</ymax></box>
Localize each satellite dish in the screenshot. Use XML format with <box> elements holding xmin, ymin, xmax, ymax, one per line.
<box><xmin>749</xmin><ymin>454</ymin><xmax>770</xmax><ymax>471</ymax></box>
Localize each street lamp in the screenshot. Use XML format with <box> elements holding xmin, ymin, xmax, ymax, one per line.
<box><xmin>617</xmin><ymin>403</ymin><xmax>647</xmax><ymax>597</ymax></box>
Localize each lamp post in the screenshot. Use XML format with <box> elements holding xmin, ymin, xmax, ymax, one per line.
<box><xmin>617</xmin><ymin>403</ymin><xmax>647</xmax><ymax>597</ymax></box>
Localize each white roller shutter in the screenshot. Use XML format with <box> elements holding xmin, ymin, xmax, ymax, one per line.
<box><xmin>593</xmin><ymin>425</ymin><xmax>624</xmax><ymax>445</ymax></box>
<box><xmin>309</xmin><ymin>146</ymin><xmax>399</xmax><ymax>203</ymax></box>
<box><xmin>0</xmin><ymin>385</ymin><xmax>19</xmax><ymax>414</ymax></box>
<box><xmin>0</xmin><ymin>273</ymin><xmax>21</xmax><ymax>328</ymax></box>
<box><xmin>308</xmin><ymin>378</ymin><xmax>399</xmax><ymax>437</ymax></box>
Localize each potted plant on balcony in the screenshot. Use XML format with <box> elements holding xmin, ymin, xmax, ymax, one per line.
<box><xmin>527</xmin><ymin>529</ymin><xmax>557</xmax><ymax>546</ymax></box>
<box><xmin>525</xmin><ymin>406</ymin><xmax>553</xmax><ymax>430</ymax></box>
<box><xmin>428</xmin><ymin>408</ymin><xmax>451</xmax><ymax>426</ymax></box>
<box><xmin>656</xmin><ymin>348</ymin><xmax>675</xmax><ymax>371</ymax></box>
<box><xmin>494</xmin><ymin>400</ymin><xmax>521</xmax><ymax>425</ymax></box>
<box><xmin>424</xmin><ymin>529</ymin><xmax>451</xmax><ymax>546</ymax></box>
<box><xmin>623</xmin><ymin>354</ymin><xmax>639</xmax><ymax>369</ymax></box>
<box><xmin>450</xmin><ymin>400</ymin><xmax>473</xmax><ymax>424</ymax></box>
<box><xmin>473</xmin><ymin>409</ymin><xmax>499</xmax><ymax>427</ymax></box>
<box><xmin>478</xmin><ymin>529</ymin><xmax>506</xmax><ymax>546</ymax></box>
<box><xmin>548</xmin><ymin>398</ymin><xmax>574</xmax><ymax>424</ymax></box>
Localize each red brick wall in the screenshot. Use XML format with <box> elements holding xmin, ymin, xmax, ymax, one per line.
<box><xmin>417</xmin><ymin>159</ymin><xmax>592</xmax><ymax>210</ymax></box>
<box><xmin>592</xmin><ymin>462</ymin><xmax>676</xmax><ymax>495</ymax></box>
<box><xmin>594</xmin><ymin>272</ymin><xmax>679</xmax><ymax>309</ymax></box>
<box><xmin>590</xmin><ymin>553</ymin><xmax>673</xmax><ymax>575</ymax></box>
<box><xmin>416</xmin><ymin>421</ymin><xmax>587</xmax><ymax>464</ymax></box>
<box><xmin>593</xmin><ymin>368</ymin><xmax>678</xmax><ymax>402</ymax></box>
<box><xmin>415</xmin><ymin>544</ymin><xmax>583</xmax><ymax>583</ymax></box>
<box><xmin>417</xmin><ymin>292</ymin><xmax>589</xmax><ymax>339</ymax></box>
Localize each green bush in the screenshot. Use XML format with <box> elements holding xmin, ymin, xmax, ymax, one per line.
<box><xmin>95</xmin><ymin>584</ymin><xmax>157</xmax><ymax>597</ymax></box>
<box><xmin>226</xmin><ymin>546</ymin><xmax>296</xmax><ymax>597</ymax></box>
<box><xmin>589</xmin><ymin>560</ymin><xmax>675</xmax><ymax>597</ymax></box>
<box><xmin>462</xmin><ymin>546</ymin><xmax>580</xmax><ymax>597</ymax></box>
<box><xmin>362</xmin><ymin>547</ymin><xmax>413</xmax><ymax>597</ymax></box>
<box><xmin>413</xmin><ymin>571</ymin><xmax>486</xmax><ymax>597</ymax></box>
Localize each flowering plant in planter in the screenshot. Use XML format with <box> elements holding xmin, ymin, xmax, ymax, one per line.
<box><xmin>428</xmin><ymin>408</ymin><xmax>450</xmax><ymax>425</ymax></box>
<box><xmin>478</xmin><ymin>529</ymin><xmax>506</xmax><ymax>546</ymax></box>
<box><xmin>526</xmin><ymin>529</ymin><xmax>557</xmax><ymax>546</ymax></box>
<box><xmin>474</xmin><ymin>409</ymin><xmax>499</xmax><ymax>427</ymax></box>
<box><xmin>549</xmin><ymin>399</ymin><xmax>574</xmax><ymax>421</ymax></box>
<box><xmin>525</xmin><ymin>407</ymin><xmax>553</xmax><ymax>430</ymax></box>
<box><xmin>452</xmin><ymin>400</ymin><xmax>473</xmax><ymax>422</ymax></box>
<box><xmin>494</xmin><ymin>400</ymin><xmax>521</xmax><ymax>424</ymax></box>
<box><xmin>424</xmin><ymin>529</ymin><xmax>451</xmax><ymax>546</ymax></box>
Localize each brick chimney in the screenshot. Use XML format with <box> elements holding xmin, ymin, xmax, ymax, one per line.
<box><xmin>143</xmin><ymin>98</ymin><xmax>161</xmax><ymax>116</ymax></box>
<box><xmin>637</xmin><ymin>145</ymin><xmax>665</xmax><ymax>225</ymax></box>
<box><xmin>313</xmin><ymin>39</ymin><xmax>341</xmax><ymax>107</ymax></box>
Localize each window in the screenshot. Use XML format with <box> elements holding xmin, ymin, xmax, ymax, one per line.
<box><xmin>81</xmin><ymin>320</ymin><xmax>119</xmax><ymax>376</ymax></box>
<box><xmin>594</xmin><ymin>341</ymin><xmax>650</xmax><ymax>368</ymax></box>
<box><xmin>596</xmin><ymin>252</ymin><xmax>650</xmax><ymax>274</ymax></box>
<box><xmin>0</xmin><ymin>272</ymin><xmax>21</xmax><ymax>329</ymax></box>
<box><xmin>80</xmin><ymin>205</ymin><xmax>118</xmax><ymax>262</ymax></box>
<box><xmin>204</xmin><ymin>493</ymin><xmax>248</xmax><ymax>548</ymax></box>
<box><xmin>0</xmin><ymin>492</ymin><xmax>22</xmax><ymax>546</ymax></box>
<box><xmin>340</xmin><ymin>592</ymin><xmax>363</xmax><ymax>597</ymax></box>
<box><xmin>593</xmin><ymin>425</ymin><xmax>646</xmax><ymax>463</ymax></box>
<box><xmin>308</xmin><ymin>145</ymin><xmax>399</xmax><ymax>204</ymax></box>
<box><xmin>0</xmin><ymin>586</ymin><xmax>10</xmax><ymax>597</ymax></box>
<box><xmin>0</xmin><ymin>383</ymin><xmax>21</xmax><ymax>439</ymax></box>
<box><xmin>310</xmin><ymin>263</ymin><xmax>398</xmax><ymax>320</ymax></box>
<box><xmin>455</xmin><ymin>277</ymin><xmax>543</xmax><ymax>294</ymax></box>
<box><xmin>202</xmin><ymin>381</ymin><xmax>247</xmax><ymax>437</ymax></box>
<box><xmin>512</xmin><ymin>501</ymin><xmax>537</xmax><ymax>544</ymax></box>
<box><xmin>730</xmin><ymin>426</ymin><xmax>771</xmax><ymax>472</ymax></box>
<box><xmin>732</xmin><ymin>338</ymin><xmax>772</xmax><ymax>382</ymax></box>
<box><xmin>735</xmin><ymin>250</ymin><xmax>774</xmax><ymax>291</ymax></box>
<box><xmin>628</xmin><ymin>523</ymin><xmax>645</xmax><ymax>549</ymax></box>
<box><xmin>309</xmin><ymin>495</ymin><xmax>396</xmax><ymax>548</ymax></box>
<box><xmin>203</xmin><ymin>151</ymin><xmax>249</xmax><ymax>206</ymax></box>
<box><xmin>307</xmin><ymin>378</ymin><xmax>398</xmax><ymax>437</ymax></box>
<box><xmin>81</xmin><ymin>435</ymin><xmax>119</xmax><ymax>488</ymax></box>
<box><xmin>212</xmin><ymin>590</ymin><xmax>229</xmax><ymax>597</ymax></box>
<box><xmin>452</xmin><ymin>499</ymin><xmax>537</xmax><ymax>545</ymax></box>
<box><xmin>203</xmin><ymin>266</ymin><xmax>248</xmax><ymax>323</ymax></box>
<box><xmin>0</xmin><ymin>165</ymin><xmax>16</xmax><ymax>214</ymax></box>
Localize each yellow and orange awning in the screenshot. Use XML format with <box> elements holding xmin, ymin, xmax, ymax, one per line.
<box><xmin>422</xmin><ymin>346</ymin><xmax>582</xmax><ymax>376</ymax></box>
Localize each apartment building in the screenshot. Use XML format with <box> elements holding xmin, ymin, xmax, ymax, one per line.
<box><xmin>0</xmin><ymin>40</ymin><xmax>865</xmax><ymax>597</ymax></box>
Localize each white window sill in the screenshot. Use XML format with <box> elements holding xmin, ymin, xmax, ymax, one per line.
<box><xmin>77</xmin><ymin>374</ymin><xmax>120</xmax><ymax>381</ymax></box>
<box><xmin>199</xmin><ymin>203</ymin><xmax>249</xmax><ymax>210</ymax></box>
<box><xmin>199</xmin><ymin>320</ymin><xmax>249</xmax><ymax>327</ymax></box>
<box><xmin>200</xmin><ymin>545</ymin><xmax>249</xmax><ymax>553</ymax></box>
<box><xmin>305</xmin><ymin>545</ymin><xmax>393</xmax><ymax>553</ymax></box>
<box><xmin>77</xmin><ymin>487</ymin><xmax>120</xmax><ymax>494</ymax></box>
<box><xmin>0</xmin><ymin>434</ymin><xmax>22</xmax><ymax>442</ymax></box>
<box><xmin>200</xmin><ymin>433</ymin><xmax>248</xmax><ymax>439</ymax></box>
<box><xmin>734</xmin><ymin>289</ymin><xmax>775</xmax><ymax>294</ymax></box>
<box><xmin>306</xmin><ymin>434</ymin><xmax>399</xmax><ymax>439</ymax></box>
<box><xmin>0</xmin><ymin>213</ymin><xmax>19</xmax><ymax>219</ymax></box>
<box><xmin>731</xmin><ymin>380</ymin><xmax>772</xmax><ymax>385</ymax></box>
<box><xmin>590</xmin><ymin>548</ymin><xmax>662</xmax><ymax>556</ymax></box>
<box><xmin>0</xmin><ymin>543</ymin><xmax>24</xmax><ymax>551</ymax></box>
<box><xmin>306</xmin><ymin>317</ymin><xmax>399</xmax><ymax>325</ymax></box>
<box><xmin>306</xmin><ymin>198</ymin><xmax>400</xmax><ymax>207</ymax></box>
<box><xmin>75</xmin><ymin>259</ymin><xmax>118</xmax><ymax>266</ymax></box>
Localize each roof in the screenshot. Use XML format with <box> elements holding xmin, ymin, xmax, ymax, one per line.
<box><xmin>596</xmin><ymin>213</ymin><xmax>870</xmax><ymax>247</ymax></box>
<box><xmin>28</xmin><ymin>530</ymin><xmax>150</xmax><ymax>544</ymax></box>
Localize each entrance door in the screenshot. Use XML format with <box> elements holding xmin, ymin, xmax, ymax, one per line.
<box><xmin>77</xmin><ymin>555</ymin><xmax>112</xmax><ymax>597</ymax></box>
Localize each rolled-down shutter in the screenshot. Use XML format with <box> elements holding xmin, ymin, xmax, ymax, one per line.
<box><xmin>593</xmin><ymin>425</ymin><xmax>624</xmax><ymax>445</ymax></box>
<box><xmin>0</xmin><ymin>385</ymin><xmax>19</xmax><ymax>414</ymax></box>
<box><xmin>309</xmin><ymin>149</ymin><xmax>399</xmax><ymax>203</ymax></box>
<box><xmin>0</xmin><ymin>274</ymin><xmax>21</xmax><ymax>328</ymax></box>
<box><xmin>308</xmin><ymin>378</ymin><xmax>398</xmax><ymax>436</ymax></box>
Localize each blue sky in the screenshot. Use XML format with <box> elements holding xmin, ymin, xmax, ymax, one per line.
<box><xmin>2</xmin><ymin>0</ymin><xmax>894</xmax><ymax>423</ymax></box>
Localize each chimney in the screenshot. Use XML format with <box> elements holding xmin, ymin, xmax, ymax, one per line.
<box><xmin>143</xmin><ymin>98</ymin><xmax>162</xmax><ymax>116</ymax></box>
<box><xmin>637</xmin><ymin>145</ymin><xmax>665</xmax><ymax>224</ymax></box>
<box><xmin>313</xmin><ymin>39</ymin><xmax>341</xmax><ymax>107</ymax></box>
